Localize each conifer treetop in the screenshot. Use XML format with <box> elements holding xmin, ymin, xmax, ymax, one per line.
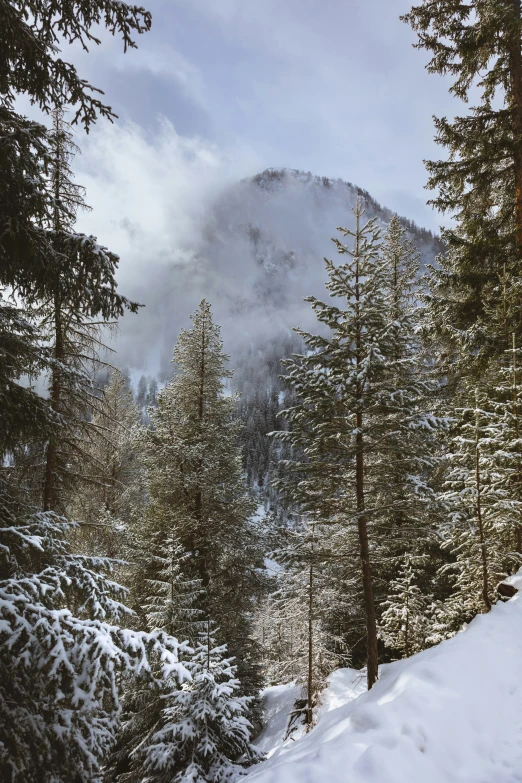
<box><xmin>402</xmin><ymin>2</ymin><xmax>519</xmax><ymax>102</ymax></box>
<box><xmin>1</xmin><ymin>0</ymin><xmax>152</xmax><ymax>129</ymax></box>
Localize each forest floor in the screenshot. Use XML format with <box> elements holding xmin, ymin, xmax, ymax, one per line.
<box><xmin>249</xmin><ymin>591</ymin><xmax>522</xmax><ymax>783</ymax></box>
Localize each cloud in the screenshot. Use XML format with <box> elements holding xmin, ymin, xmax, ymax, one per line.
<box><xmin>74</xmin><ymin>117</ymin><xmax>262</xmax><ymax>370</ymax></box>
<box><xmin>164</xmin><ymin>0</ymin><xmax>458</xmax><ymax>231</ymax></box>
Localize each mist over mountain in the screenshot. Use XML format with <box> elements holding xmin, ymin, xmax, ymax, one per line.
<box><xmin>113</xmin><ymin>167</ymin><xmax>443</xmax><ymax>381</ymax></box>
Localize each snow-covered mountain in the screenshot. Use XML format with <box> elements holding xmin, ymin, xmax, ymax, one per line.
<box><xmin>115</xmin><ymin>168</ymin><xmax>443</xmax><ymax>378</ymax></box>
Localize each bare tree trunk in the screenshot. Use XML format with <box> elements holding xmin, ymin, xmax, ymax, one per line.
<box><xmin>43</xmin><ymin>112</ymin><xmax>65</xmax><ymax>512</ymax></box>
<box><xmin>404</xmin><ymin>589</ymin><xmax>410</xmax><ymax>659</ymax></box>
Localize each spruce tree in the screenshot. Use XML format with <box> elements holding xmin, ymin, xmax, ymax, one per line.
<box><xmin>1</xmin><ymin>0</ymin><xmax>151</xmax><ymax>464</ymax></box>
<box><xmin>256</xmin><ymin>518</ymin><xmax>345</xmax><ymax>728</ymax></box>
<box><xmin>0</xmin><ymin>295</ymin><xmax>57</xmax><ymax>457</ymax></box>
<box><xmin>274</xmin><ymin>202</ymin><xmax>388</xmax><ymax>689</ymax></box>
<box><xmin>488</xmin><ymin>336</ymin><xmax>522</xmax><ymax>557</ymax></box>
<box><xmin>31</xmin><ymin>108</ymin><xmax>139</xmax><ymax>512</ymax></box>
<box><xmin>1</xmin><ymin>0</ymin><xmax>151</xmax><ymax>131</ymax></box>
<box><xmin>0</xmin><ymin>494</ymin><xmax>191</xmax><ymax>783</ymax></box>
<box><xmin>274</xmin><ymin>203</ymin><xmax>441</xmax><ymax>688</ymax></box>
<box><xmin>137</xmin><ymin>624</ymin><xmax>260</xmax><ymax>783</ymax></box>
<box><xmin>379</xmin><ymin>558</ymin><xmax>432</xmax><ymax>658</ymax></box>
<box><xmin>375</xmin><ymin>215</ymin><xmax>444</xmax><ymax>590</ymax></box>
<box><xmin>438</xmin><ymin>388</ymin><xmax>509</xmax><ymax>628</ymax></box>
<box><xmin>403</xmin><ymin>0</ymin><xmax>522</xmax><ymax>361</ymax></box>
<box><xmin>137</xmin><ymin>301</ymin><xmax>265</xmax><ymax>692</ymax></box>
<box><xmin>104</xmin><ymin>536</ymin><xmax>202</xmax><ymax>783</ymax></box>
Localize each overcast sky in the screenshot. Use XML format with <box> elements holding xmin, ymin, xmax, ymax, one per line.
<box><xmin>70</xmin><ymin>0</ymin><xmax>459</xmax><ymax>233</ymax></box>
<box><xmin>48</xmin><ymin>0</ymin><xmax>465</xmax><ymax>372</ymax></box>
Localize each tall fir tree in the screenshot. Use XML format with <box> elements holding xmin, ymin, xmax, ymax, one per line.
<box><xmin>31</xmin><ymin>108</ymin><xmax>139</xmax><ymax>513</ymax></box>
<box><xmin>274</xmin><ymin>203</ymin><xmax>442</xmax><ymax>687</ymax></box>
<box><xmin>274</xmin><ymin>203</ymin><xmax>382</xmax><ymax>688</ymax></box>
<box><xmin>136</xmin><ymin>301</ymin><xmax>265</xmax><ymax>692</ymax></box>
<box><xmin>403</xmin><ymin>0</ymin><xmax>522</xmax><ymax>364</ymax></box>
<box><xmin>438</xmin><ymin>387</ymin><xmax>513</xmax><ymax>630</ymax></box>
<box><xmin>374</xmin><ymin>215</ymin><xmax>444</xmax><ymax>592</ymax></box>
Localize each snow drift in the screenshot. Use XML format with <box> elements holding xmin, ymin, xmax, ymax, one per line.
<box><xmin>249</xmin><ymin>593</ymin><xmax>522</xmax><ymax>783</ymax></box>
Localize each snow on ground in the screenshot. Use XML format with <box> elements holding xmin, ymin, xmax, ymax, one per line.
<box><xmin>249</xmin><ymin>592</ymin><xmax>522</xmax><ymax>783</ymax></box>
<box><xmin>253</xmin><ymin>682</ymin><xmax>302</xmax><ymax>758</ymax></box>
<box><xmin>253</xmin><ymin>668</ymin><xmax>366</xmax><ymax>759</ymax></box>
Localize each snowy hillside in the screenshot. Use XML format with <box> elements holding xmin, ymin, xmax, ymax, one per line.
<box><xmin>253</xmin><ymin>669</ymin><xmax>367</xmax><ymax>760</ymax></box>
<box><xmin>249</xmin><ymin>593</ymin><xmax>522</xmax><ymax>783</ymax></box>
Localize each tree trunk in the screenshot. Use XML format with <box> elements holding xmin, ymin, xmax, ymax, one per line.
<box><xmin>355</xmin><ymin>413</ymin><xmax>379</xmax><ymax>689</ymax></box>
<box><xmin>475</xmin><ymin>394</ymin><xmax>491</xmax><ymax>613</ymax></box>
<box><xmin>306</xmin><ymin>528</ymin><xmax>314</xmax><ymax>728</ymax></box>
<box><xmin>509</xmin><ymin>0</ymin><xmax>522</xmax><ymax>260</ymax></box>
<box><xmin>404</xmin><ymin>590</ymin><xmax>410</xmax><ymax>659</ymax></box>
<box><xmin>194</xmin><ymin>311</ymin><xmax>210</xmax><ymax>592</ymax></box>
<box><xmin>510</xmin><ymin>332</ymin><xmax>522</xmax><ymax>555</ymax></box>
<box><xmin>43</xmin><ymin>293</ymin><xmax>63</xmax><ymax>511</ymax></box>
<box><xmin>354</xmin><ymin>205</ymin><xmax>379</xmax><ymax>690</ymax></box>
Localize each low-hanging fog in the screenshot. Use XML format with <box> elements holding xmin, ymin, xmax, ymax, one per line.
<box><xmin>75</xmin><ymin>119</ymin><xmax>443</xmax><ymax>381</ymax></box>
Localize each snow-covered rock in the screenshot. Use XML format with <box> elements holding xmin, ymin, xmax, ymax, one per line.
<box><xmin>498</xmin><ymin>567</ymin><xmax>522</xmax><ymax>598</ymax></box>
<box><xmin>248</xmin><ymin>593</ymin><xmax>522</xmax><ymax>783</ymax></box>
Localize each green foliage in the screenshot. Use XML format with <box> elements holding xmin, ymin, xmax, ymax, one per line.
<box><xmin>403</xmin><ymin>0</ymin><xmax>522</xmax><ymax>364</ymax></box>
<box><xmin>136</xmin><ymin>301</ymin><xmax>266</xmax><ymax>693</ymax></box>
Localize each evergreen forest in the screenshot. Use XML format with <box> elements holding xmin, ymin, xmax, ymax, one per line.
<box><xmin>2</xmin><ymin>1</ymin><xmax>522</xmax><ymax>781</ymax></box>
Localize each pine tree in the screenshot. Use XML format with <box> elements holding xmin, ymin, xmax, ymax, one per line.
<box><xmin>137</xmin><ymin>301</ymin><xmax>265</xmax><ymax>692</ymax></box>
<box><xmin>0</xmin><ymin>492</ymin><xmax>191</xmax><ymax>783</ymax></box>
<box><xmin>28</xmin><ymin>108</ymin><xmax>140</xmax><ymax>513</ymax></box>
<box><xmin>438</xmin><ymin>388</ymin><xmax>510</xmax><ymax>629</ymax></box>
<box><xmin>255</xmin><ymin>518</ymin><xmax>346</xmax><ymax>728</ymax></box>
<box><xmin>403</xmin><ymin>1</ymin><xmax>522</xmax><ymax>362</ymax></box>
<box><xmin>274</xmin><ymin>202</ymin><xmax>440</xmax><ymax>688</ymax></box>
<box><xmin>137</xmin><ymin>623</ymin><xmax>260</xmax><ymax>783</ymax></box>
<box><xmin>375</xmin><ymin>215</ymin><xmax>445</xmax><ymax>593</ymax></box>
<box><xmin>380</xmin><ymin>558</ymin><xmax>432</xmax><ymax>658</ymax></box>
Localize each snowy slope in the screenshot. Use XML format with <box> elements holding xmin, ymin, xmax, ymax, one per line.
<box><xmin>253</xmin><ymin>669</ymin><xmax>366</xmax><ymax>760</ymax></box>
<box><xmin>248</xmin><ymin>594</ymin><xmax>522</xmax><ymax>783</ymax></box>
